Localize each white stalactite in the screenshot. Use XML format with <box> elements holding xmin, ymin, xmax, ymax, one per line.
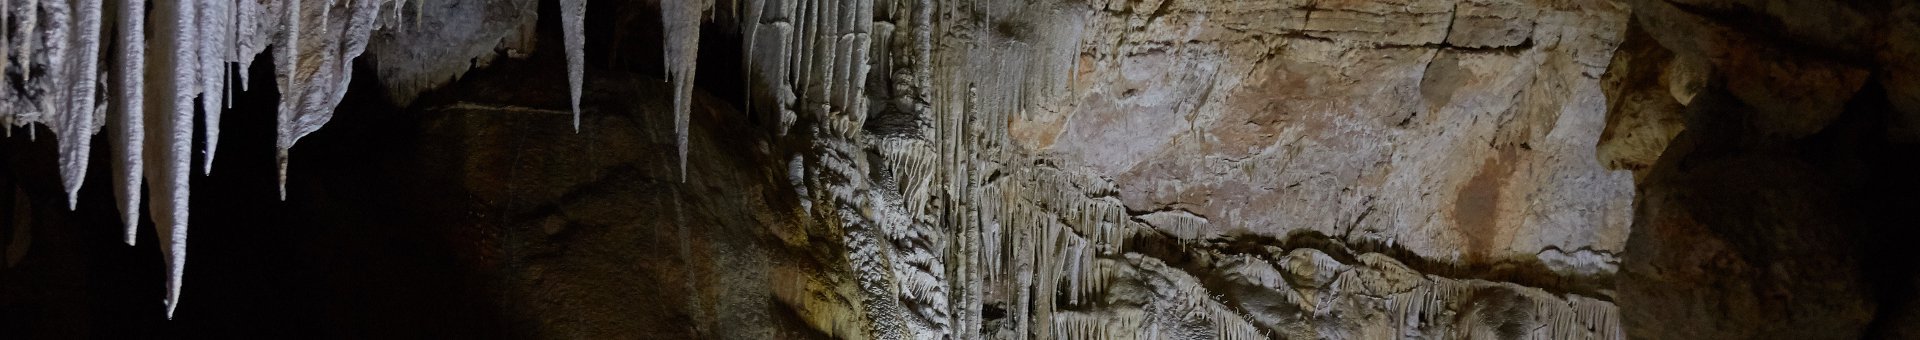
<box><xmin>197</xmin><ymin>0</ymin><xmax>232</xmax><ymax>174</ymax></box>
<box><xmin>108</xmin><ymin>0</ymin><xmax>145</xmax><ymax>245</ymax></box>
<box><xmin>559</xmin><ymin>0</ymin><xmax>584</xmax><ymax>131</ymax></box>
<box><xmin>146</xmin><ymin>0</ymin><xmax>199</xmax><ymax>319</ymax></box>
<box><xmin>274</xmin><ymin>0</ymin><xmax>301</xmax><ymax>200</ymax></box>
<box><xmin>663</xmin><ymin>0</ymin><xmax>701</xmax><ymax>181</ymax></box>
<box><xmin>234</xmin><ymin>0</ymin><xmax>261</xmax><ymax>91</ymax></box>
<box><xmin>55</xmin><ymin>0</ymin><xmax>102</xmax><ymax>210</ymax></box>
<box><xmin>20</xmin><ymin>0</ymin><xmax>37</xmax><ymax>83</ymax></box>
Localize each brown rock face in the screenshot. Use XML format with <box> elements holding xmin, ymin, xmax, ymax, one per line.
<box><xmin>1009</xmin><ymin>0</ymin><xmax>1635</xmax><ymax>273</ymax></box>
<box><xmin>1621</xmin><ymin>88</ymin><xmax>1877</xmax><ymax>339</ymax></box>
<box><xmin>1612</xmin><ymin>0</ymin><xmax>1920</xmax><ymax>338</ymax></box>
<box><xmin>1455</xmin><ymin>147</ymin><xmax>1519</xmax><ymax>263</ymax></box>
<box><xmin>1596</xmin><ymin>24</ymin><xmax>1686</xmax><ymax>180</ymax></box>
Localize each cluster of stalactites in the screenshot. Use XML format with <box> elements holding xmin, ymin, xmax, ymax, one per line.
<box><xmin>738</xmin><ymin>0</ymin><xmax>873</xmax><ymax>139</ymax></box>
<box><xmin>967</xmin><ymin>164</ymin><xmax>1161</xmax><ymax>338</ymax></box>
<box><xmin>1050</xmin><ymin>309</ymin><xmax>1146</xmax><ymax>340</ymax></box>
<box><xmin>969</xmin><ymin>161</ymin><xmax>1629</xmax><ymax>339</ymax></box>
<box><xmin>0</xmin><ymin>0</ymin><xmax>273</xmax><ymax>318</ymax></box>
<box><xmin>1129</xmin><ymin>254</ymin><xmax>1273</xmax><ymax>340</ymax></box>
<box><xmin>0</xmin><ymin>0</ymin><xmax>592</xmax><ymax>318</ymax></box>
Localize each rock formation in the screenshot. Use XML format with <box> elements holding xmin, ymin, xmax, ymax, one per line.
<box><xmin>1607</xmin><ymin>0</ymin><xmax>1920</xmax><ymax>338</ymax></box>
<box><xmin>0</xmin><ymin>0</ymin><xmax>1912</xmax><ymax>338</ymax></box>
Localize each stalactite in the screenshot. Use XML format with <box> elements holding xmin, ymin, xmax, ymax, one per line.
<box><xmin>274</xmin><ymin>0</ymin><xmax>302</xmax><ymax>199</ymax></box>
<box><xmin>1279</xmin><ymin>248</ymin><xmax>1347</xmax><ymax>289</ymax></box>
<box><xmin>1053</xmin><ymin>310</ymin><xmax>1145</xmax><ymax>340</ymax></box>
<box><xmin>662</xmin><ymin>0</ymin><xmax>702</xmax><ymax>181</ymax></box>
<box><xmin>2</xmin><ymin>1</ymin><xmax>9</xmax><ymax>86</ymax></box>
<box><xmin>146</xmin><ymin>0</ymin><xmax>199</xmax><ymax>318</ymax></box>
<box><xmin>1124</xmin><ymin>254</ymin><xmax>1268</xmax><ymax>340</ymax></box>
<box><xmin>52</xmin><ymin>0</ymin><xmax>100</xmax><ymax>211</ymax></box>
<box><xmin>20</xmin><ymin>0</ymin><xmax>38</xmax><ymax>84</ymax></box>
<box><xmin>195</xmin><ymin>0</ymin><xmax>231</xmax><ymax>174</ymax></box>
<box><xmin>878</xmin><ymin>137</ymin><xmax>935</xmax><ymax>217</ymax></box>
<box><xmin>272</xmin><ymin>0</ymin><xmax>385</xmax><ymax>199</ymax></box>
<box><xmin>980</xmin><ymin>184</ymin><xmax>1004</xmax><ymax>284</ymax></box>
<box><xmin>558</xmin><ymin>0</ymin><xmax>583</xmax><ymax>130</ymax></box>
<box><xmin>232</xmin><ymin>0</ymin><xmax>260</xmax><ymax>91</ymax></box>
<box><xmin>739</xmin><ymin>0</ymin><xmax>762</xmax><ymax>113</ymax></box>
<box><xmin>1218</xmin><ymin>254</ymin><xmax>1289</xmax><ymax>292</ymax></box>
<box><xmin>742</xmin><ymin>0</ymin><xmax>794</xmax><ymax>135</ymax></box>
<box><xmin>107</xmin><ymin>0</ymin><xmax>144</xmax><ymax>245</ymax></box>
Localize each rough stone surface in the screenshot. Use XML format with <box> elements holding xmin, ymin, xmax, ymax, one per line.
<box><xmin>1002</xmin><ymin>0</ymin><xmax>1634</xmax><ymax>274</ymax></box>
<box><xmin>1612</xmin><ymin>0</ymin><xmax>1920</xmax><ymax>338</ymax></box>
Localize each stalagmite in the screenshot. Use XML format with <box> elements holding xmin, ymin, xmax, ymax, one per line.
<box><xmin>558</xmin><ymin>0</ymin><xmax>584</xmax><ymax>130</ymax></box>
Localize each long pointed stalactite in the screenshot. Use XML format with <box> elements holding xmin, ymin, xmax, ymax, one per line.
<box><xmin>558</xmin><ymin>0</ymin><xmax>583</xmax><ymax>130</ymax></box>
<box><xmin>146</xmin><ymin>0</ymin><xmax>197</xmax><ymax>318</ymax></box>
<box><xmin>662</xmin><ymin>0</ymin><xmax>699</xmax><ymax>181</ymax></box>
<box><xmin>194</xmin><ymin>0</ymin><xmax>227</xmax><ymax>175</ymax></box>
<box><xmin>55</xmin><ymin>0</ymin><xmax>98</xmax><ymax>211</ymax></box>
<box><xmin>106</xmin><ymin>0</ymin><xmax>142</xmax><ymax>245</ymax></box>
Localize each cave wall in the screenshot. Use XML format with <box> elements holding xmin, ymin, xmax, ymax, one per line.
<box><xmin>911</xmin><ymin>0</ymin><xmax>1634</xmax><ymax>338</ymax></box>
<box><xmin>1608</xmin><ymin>0</ymin><xmax>1920</xmax><ymax>338</ymax></box>
<box><xmin>0</xmin><ymin>0</ymin><xmax>1913</xmax><ymax>338</ymax></box>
